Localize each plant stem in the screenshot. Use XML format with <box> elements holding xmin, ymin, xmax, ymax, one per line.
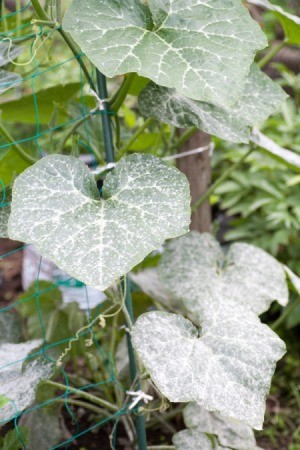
<box><xmin>173</xmin><ymin>126</ymin><xmax>198</xmax><ymax>149</ymax></box>
<box><xmin>272</xmin><ymin>297</ymin><xmax>300</xmax><ymax>331</ymax></box>
<box><xmin>258</xmin><ymin>39</ymin><xmax>287</xmax><ymax>69</ymax></box>
<box><xmin>58</xmin><ymin>114</ymin><xmax>92</xmax><ymax>154</ymax></box>
<box><xmin>56</xmin><ymin>398</ymin><xmax>111</xmax><ymax>417</ymax></box>
<box><xmin>31</xmin><ymin>0</ymin><xmax>95</xmax><ymax>90</ymax></box>
<box><xmin>110</xmin><ymin>73</ymin><xmax>136</xmax><ymax>113</ymax></box>
<box><xmin>191</xmin><ymin>147</ymin><xmax>253</xmax><ymax>212</ymax></box>
<box><xmin>46</xmin><ymin>380</ymin><xmax>119</xmax><ymax>412</ymax></box>
<box><xmin>147</xmin><ymin>446</ymin><xmax>175</xmax><ymax>450</ymax></box>
<box><xmin>97</xmin><ymin>71</ymin><xmax>115</xmax><ymax>163</ymax></box>
<box><xmin>0</xmin><ymin>123</ymin><xmax>37</xmax><ymax>164</ymax></box>
<box><xmin>119</xmin><ymin>118</ymin><xmax>155</xmax><ymax>157</ymax></box>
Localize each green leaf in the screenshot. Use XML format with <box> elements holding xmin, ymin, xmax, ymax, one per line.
<box><xmin>0</xmin><ymin>427</ymin><xmax>29</xmax><ymax>450</ymax></box>
<box><xmin>0</xmin><ymin>341</ymin><xmax>53</xmax><ymax>423</ymax></box>
<box><xmin>159</xmin><ymin>232</ymin><xmax>288</xmax><ymax>315</ymax></box>
<box><xmin>183</xmin><ymin>403</ymin><xmax>259</xmax><ymax>450</ymax></box>
<box><xmin>19</xmin><ymin>407</ymin><xmax>62</xmax><ymax>450</ymax></box>
<box><xmin>0</xmin><ymin>148</ymin><xmax>31</xmax><ymax>189</ymax></box>
<box><xmin>130</xmin><ymin>269</ymin><xmax>175</xmax><ymax>308</ymax></box>
<box><xmin>284</xmin><ymin>265</ymin><xmax>300</xmax><ymax>295</ymax></box>
<box><xmin>248</xmin><ymin>0</ymin><xmax>300</xmax><ymax>45</ymax></box>
<box><xmin>128</xmin><ymin>74</ymin><xmax>150</xmax><ymax>97</ymax></box>
<box><xmin>0</xmin><ymin>395</ymin><xmax>9</xmax><ymax>408</ymax></box>
<box><xmin>17</xmin><ymin>281</ymin><xmax>63</xmax><ymax>340</ymax></box>
<box><xmin>251</xmin><ymin>129</ymin><xmax>300</xmax><ymax>172</ymax></box>
<box><xmin>63</xmin><ymin>0</ymin><xmax>267</xmax><ymax>107</ymax></box>
<box><xmin>0</xmin><ymin>70</ymin><xmax>21</xmax><ymax>95</ymax></box>
<box><xmin>9</xmin><ymin>154</ymin><xmax>190</xmax><ymax>290</ymax></box>
<box><xmin>138</xmin><ymin>64</ymin><xmax>287</xmax><ymax>143</ymax></box>
<box><xmin>0</xmin><ymin>83</ymin><xmax>81</xmax><ymax>124</ymax></box>
<box><xmin>132</xmin><ymin>309</ymin><xmax>285</xmax><ymax>430</ymax></box>
<box><xmin>0</xmin><ymin>205</ymin><xmax>10</xmax><ymax>238</ymax></box>
<box><xmin>173</xmin><ymin>429</ymin><xmax>217</xmax><ymax>450</ymax></box>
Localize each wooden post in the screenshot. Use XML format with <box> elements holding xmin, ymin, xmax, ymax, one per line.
<box><xmin>177</xmin><ymin>130</ymin><xmax>212</xmax><ymax>233</ymax></box>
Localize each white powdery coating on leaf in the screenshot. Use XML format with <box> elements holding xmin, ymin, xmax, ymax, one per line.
<box><xmin>184</xmin><ymin>403</ymin><xmax>258</xmax><ymax>449</ymax></box>
<box><xmin>0</xmin><ymin>205</ymin><xmax>10</xmax><ymax>238</ymax></box>
<box><xmin>130</xmin><ymin>269</ymin><xmax>173</xmax><ymax>307</ymax></box>
<box><xmin>138</xmin><ymin>64</ymin><xmax>287</xmax><ymax>143</ymax></box>
<box><xmin>173</xmin><ymin>428</ymin><xmax>218</xmax><ymax>450</ymax></box>
<box><xmin>62</xmin><ymin>0</ymin><xmax>267</xmax><ymax>107</ymax></box>
<box><xmin>0</xmin><ymin>341</ymin><xmax>53</xmax><ymax>423</ymax></box>
<box><xmin>8</xmin><ymin>154</ymin><xmax>190</xmax><ymax>291</ymax></box>
<box><xmin>132</xmin><ymin>311</ymin><xmax>285</xmax><ymax>429</ymax></box>
<box><xmin>160</xmin><ymin>232</ymin><xmax>288</xmax><ymax>315</ymax></box>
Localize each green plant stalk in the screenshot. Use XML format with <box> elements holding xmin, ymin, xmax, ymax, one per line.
<box><xmin>99</xmin><ymin>73</ymin><xmax>147</xmax><ymax>450</ymax></box>
<box><xmin>0</xmin><ymin>123</ymin><xmax>37</xmax><ymax>164</ymax></box>
<box><xmin>119</xmin><ymin>118</ymin><xmax>155</xmax><ymax>157</ymax></box>
<box><xmin>56</xmin><ymin>397</ymin><xmax>111</xmax><ymax>417</ymax></box>
<box><xmin>271</xmin><ymin>297</ymin><xmax>300</xmax><ymax>331</ymax></box>
<box><xmin>110</xmin><ymin>73</ymin><xmax>136</xmax><ymax>113</ymax></box>
<box><xmin>147</xmin><ymin>447</ymin><xmax>175</xmax><ymax>450</ymax></box>
<box><xmin>172</xmin><ymin>126</ymin><xmax>198</xmax><ymax>149</ymax></box>
<box><xmin>191</xmin><ymin>147</ymin><xmax>254</xmax><ymax>212</ymax></box>
<box><xmin>258</xmin><ymin>39</ymin><xmax>287</xmax><ymax>69</ymax></box>
<box><xmin>46</xmin><ymin>380</ymin><xmax>119</xmax><ymax>412</ymax></box>
<box><xmin>31</xmin><ymin>0</ymin><xmax>95</xmax><ymax>90</ymax></box>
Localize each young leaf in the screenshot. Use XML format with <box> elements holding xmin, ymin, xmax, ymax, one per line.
<box><xmin>8</xmin><ymin>154</ymin><xmax>190</xmax><ymax>291</ymax></box>
<box><xmin>0</xmin><ymin>426</ymin><xmax>29</xmax><ymax>450</ymax></box>
<box><xmin>160</xmin><ymin>232</ymin><xmax>288</xmax><ymax>315</ymax></box>
<box><xmin>63</xmin><ymin>0</ymin><xmax>267</xmax><ymax>107</ymax></box>
<box><xmin>132</xmin><ymin>310</ymin><xmax>285</xmax><ymax>429</ymax></box>
<box><xmin>0</xmin><ymin>205</ymin><xmax>10</xmax><ymax>238</ymax></box>
<box><xmin>248</xmin><ymin>0</ymin><xmax>300</xmax><ymax>45</ymax></box>
<box><xmin>173</xmin><ymin>429</ymin><xmax>219</xmax><ymax>450</ymax></box>
<box><xmin>183</xmin><ymin>403</ymin><xmax>259</xmax><ymax>450</ymax></box>
<box><xmin>251</xmin><ymin>129</ymin><xmax>300</xmax><ymax>172</ymax></box>
<box><xmin>139</xmin><ymin>64</ymin><xmax>287</xmax><ymax>143</ymax></box>
<box><xmin>0</xmin><ymin>341</ymin><xmax>53</xmax><ymax>423</ymax></box>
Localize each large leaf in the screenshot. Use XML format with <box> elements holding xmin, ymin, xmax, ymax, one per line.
<box><xmin>132</xmin><ymin>310</ymin><xmax>285</xmax><ymax>429</ymax></box>
<box><xmin>0</xmin><ymin>148</ymin><xmax>31</xmax><ymax>189</ymax></box>
<box><xmin>183</xmin><ymin>403</ymin><xmax>259</xmax><ymax>449</ymax></box>
<box><xmin>0</xmin><ymin>341</ymin><xmax>53</xmax><ymax>423</ymax></box>
<box><xmin>9</xmin><ymin>154</ymin><xmax>190</xmax><ymax>290</ymax></box>
<box><xmin>248</xmin><ymin>0</ymin><xmax>300</xmax><ymax>45</ymax></box>
<box><xmin>139</xmin><ymin>64</ymin><xmax>287</xmax><ymax>143</ymax></box>
<box><xmin>0</xmin><ymin>205</ymin><xmax>10</xmax><ymax>238</ymax></box>
<box><xmin>63</xmin><ymin>0</ymin><xmax>267</xmax><ymax>107</ymax></box>
<box><xmin>130</xmin><ymin>269</ymin><xmax>174</xmax><ymax>308</ymax></box>
<box><xmin>0</xmin><ymin>70</ymin><xmax>21</xmax><ymax>95</ymax></box>
<box><xmin>159</xmin><ymin>232</ymin><xmax>288</xmax><ymax>315</ymax></box>
<box><xmin>0</xmin><ymin>83</ymin><xmax>81</xmax><ymax>124</ymax></box>
<box><xmin>251</xmin><ymin>129</ymin><xmax>300</xmax><ymax>172</ymax></box>
<box><xmin>20</xmin><ymin>407</ymin><xmax>62</xmax><ymax>450</ymax></box>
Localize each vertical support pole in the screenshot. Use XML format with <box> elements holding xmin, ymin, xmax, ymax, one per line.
<box><xmin>96</xmin><ymin>70</ymin><xmax>147</xmax><ymax>450</ymax></box>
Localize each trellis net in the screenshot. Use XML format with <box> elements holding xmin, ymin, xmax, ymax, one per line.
<box><xmin>0</xmin><ymin>2</ymin><xmax>140</xmax><ymax>448</ymax></box>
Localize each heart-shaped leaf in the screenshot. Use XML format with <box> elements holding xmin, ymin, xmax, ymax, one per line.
<box><xmin>0</xmin><ymin>341</ymin><xmax>53</xmax><ymax>423</ymax></box>
<box><xmin>130</xmin><ymin>269</ymin><xmax>173</xmax><ymax>308</ymax></box>
<box><xmin>139</xmin><ymin>64</ymin><xmax>287</xmax><ymax>143</ymax></box>
<box><xmin>132</xmin><ymin>310</ymin><xmax>285</xmax><ymax>429</ymax></box>
<box><xmin>248</xmin><ymin>0</ymin><xmax>300</xmax><ymax>45</ymax></box>
<box><xmin>183</xmin><ymin>403</ymin><xmax>259</xmax><ymax>450</ymax></box>
<box><xmin>251</xmin><ymin>129</ymin><xmax>300</xmax><ymax>172</ymax></box>
<box><xmin>159</xmin><ymin>232</ymin><xmax>288</xmax><ymax>315</ymax></box>
<box><xmin>63</xmin><ymin>0</ymin><xmax>266</xmax><ymax>107</ymax></box>
<box><xmin>8</xmin><ymin>154</ymin><xmax>190</xmax><ymax>290</ymax></box>
<box><xmin>0</xmin><ymin>205</ymin><xmax>10</xmax><ymax>238</ymax></box>
<box><xmin>173</xmin><ymin>429</ymin><xmax>220</xmax><ymax>450</ymax></box>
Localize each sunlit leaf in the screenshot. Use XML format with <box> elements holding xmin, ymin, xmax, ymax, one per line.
<box><xmin>9</xmin><ymin>154</ymin><xmax>190</xmax><ymax>290</ymax></box>
<box><xmin>173</xmin><ymin>429</ymin><xmax>219</xmax><ymax>450</ymax></box>
<box><xmin>63</xmin><ymin>0</ymin><xmax>266</xmax><ymax>107</ymax></box>
<box><xmin>132</xmin><ymin>309</ymin><xmax>285</xmax><ymax>429</ymax></box>
<box><xmin>139</xmin><ymin>64</ymin><xmax>287</xmax><ymax>143</ymax></box>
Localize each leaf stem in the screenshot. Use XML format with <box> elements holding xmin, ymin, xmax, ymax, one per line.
<box><xmin>110</xmin><ymin>73</ymin><xmax>136</xmax><ymax>113</ymax></box>
<box><xmin>118</xmin><ymin>118</ymin><xmax>154</xmax><ymax>157</ymax></box>
<box><xmin>191</xmin><ymin>147</ymin><xmax>253</xmax><ymax>212</ymax></box>
<box><xmin>46</xmin><ymin>380</ymin><xmax>119</xmax><ymax>412</ymax></box>
<box><xmin>173</xmin><ymin>126</ymin><xmax>198</xmax><ymax>149</ymax></box>
<box><xmin>56</xmin><ymin>398</ymin><xmax>111</xmax><ymax>417</ymax></box>
<box><xmin>31</xmin><ymin>1</ymin><xmax>96</xmax><ymax>90</ymax></box>
<box><xmin>258</xmin><ymin>39</ymin><xmax>287</xmax><ymax>69</ymax></box>
<box><xmin>271</xmin><ymin>297</ymin><xmax>300</xmax><ymax>331</ymax></box>
<box><xmin>147</xmin><ymin>446</ymin><xmax>175</xmax><ymax>450</ymax></box>
<box><xmin>0</xmin><ymin>123</ymin><xmax>37</xmax><ymax>164</ymax></box>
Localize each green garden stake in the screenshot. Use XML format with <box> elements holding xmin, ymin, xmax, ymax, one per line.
<box><xmin>96</xmin><ymin>69</ymin><xmax>148</xmax><ymax>450</ymax></box>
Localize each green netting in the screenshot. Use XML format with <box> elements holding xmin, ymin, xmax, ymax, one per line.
<box><xmin>0</xmin><ymin>2</ymin><xmax>138</xmax><ymax>448</ymax></box>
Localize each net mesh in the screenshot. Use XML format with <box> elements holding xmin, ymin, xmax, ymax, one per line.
<box><xmin>0</xmin><ymin>2</ymin><xmax>134</xmax><ymax>448</ymax></box>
